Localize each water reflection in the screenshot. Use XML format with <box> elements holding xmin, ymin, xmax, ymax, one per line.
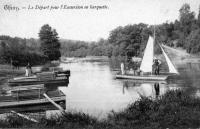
<box><xmin>59</xmin><ymin>59</ymin><xmax>180</xmax><ymax>118</ymax></box>
<box><xmin>57</xmin><ymin>57</ymin><xmax>200</xmax><ymax>118</ymax></box>
<box><xmin>122</xmin><ymin>81</ymin><xmax>169</xmax><ymax>99</ymax></box>
<box><xmin>154</xmin><ymin>83</ymin><xmax>160</xmax><ymax>98</ymax></box>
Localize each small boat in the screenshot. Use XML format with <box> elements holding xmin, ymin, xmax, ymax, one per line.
<box><xmin>60</xmin><ymin>57</ymin><xmax>76</xmax><ymax>63</ymax></box>
<box><xmin>0</xmin><ymin>85</ymin><xmax>66</xmax><ymax>113</ymax></box>
<box><xmin>8</xmin><ymin>70</ymin><xmax>70</xmax><ymax>87</ymax></box>
<box><xmin>116</xmin><ymin>74</ymin><xmax>169</xmax><ymax>81</ymax></box>
<box><xmin>116</xmin><ymin>34</ymin><xmax>179</xmax><ymax>81</ymax></box>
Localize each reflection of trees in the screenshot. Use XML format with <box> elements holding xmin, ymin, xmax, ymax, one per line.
<box><xmin>181</xmin><ymin>63</ymin><xmax>200</xmax><ymax>94</ymax></box>
<box><xmin>122</xmin><ymin>81</ymin><xmax>136</xmax><ymax>94</ymax></box>
<box><xmin>182</xmin><ymin>63</ymin><xmax>200</xmax><ymax>96</ymax></box>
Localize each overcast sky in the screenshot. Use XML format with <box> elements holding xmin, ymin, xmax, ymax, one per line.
<box><xmin>0</xmin><ymin>0</ymin><xmax>200</xmax><ymax>41</ymax></box>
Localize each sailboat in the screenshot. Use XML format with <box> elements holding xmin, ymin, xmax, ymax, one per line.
<box><xmin>116</xmin><ymin>36</ymin><xmax>179</xmax><ymax>81</ymax></box>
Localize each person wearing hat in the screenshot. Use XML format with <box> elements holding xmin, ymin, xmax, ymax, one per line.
<box><xmin>153</xmin><ymin>59</ymin><xmax>161</xmax><ymax>75</ymax></box>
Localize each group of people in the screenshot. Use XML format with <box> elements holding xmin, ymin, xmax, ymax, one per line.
<box><xmin>120</xmin><ymin>58</ymin><xmax>161</xmax><ymax>75</ymax></box>
<box><xmin>120</xmin><ymin>62</ymin><xmax>141</xmax><ymax>75</ymax></box>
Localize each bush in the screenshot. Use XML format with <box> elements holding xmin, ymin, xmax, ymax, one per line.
<box><xmin>108</xmin><ymin>90</ymin><xmax>200</xmax><ymax>128</ymax></box>
<box><xmin>1</xmin><ymin>90</ymin><xmax>200</xmax><ymax>129</ymax></box>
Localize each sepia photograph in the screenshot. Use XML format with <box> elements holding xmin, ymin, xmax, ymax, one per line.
<box><xmin>1</xmin><ymin>0</ymin><xmax>200</xmax><ymax>128</ymax></box>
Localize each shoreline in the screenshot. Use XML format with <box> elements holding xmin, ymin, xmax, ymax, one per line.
<box><xmin>162</xmin><ymin>45</ymin><xmax>200</xmax><ymax>64</ymax></box>
<box><xmin>0</xmin><ymin>90</ymin><xmax>199</xmax><ymax>128</ymax></box>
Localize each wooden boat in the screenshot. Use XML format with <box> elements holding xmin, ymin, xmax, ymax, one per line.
<box><xmin>0</xmin><ymin>96</ymin><xmax>66</xmax><ymax>113</ymax></box>
<box><xmin>8</xmin><ymin>70</ymin><xmax>70</xmax><ymax>87</ymax></box>
<box><xmin>119</xmin><ymin>78</ymin><xmax>168</xmax><ymax>84</ymax></box>
<box><xmin>116</xmin><ymin>74</ymin><xmax>168</xmax><ymax>81</ymax></box>
<box><xmin>116</xmin><ymin>34</ymin><xmax>179</xmax><ymax>81</ymax></box>
<box><xmin>0</xmin><ymin>85</ymin><xmax>66</xmax><ymax>113</ymax></box>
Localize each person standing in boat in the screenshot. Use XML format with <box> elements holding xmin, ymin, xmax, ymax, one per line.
<box><xmin>121</xmin><ymin>62</ymin><xmax>125</xmax><ymax>75</ymax></box>
<box><xmin>153</xmin><ymin>58</ymin><xmax>161</xmax><ymax>75</ymax></box>
<box><xmin>25</xmin><ymin>62</ymin><xmax>32</xmax><ymax>76</ymax></box>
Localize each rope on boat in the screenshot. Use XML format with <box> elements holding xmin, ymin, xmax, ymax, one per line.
<box><xmin>10</xmin><ymin>110</ymin><xmax>38</xmax><ymax>123</ymax></box>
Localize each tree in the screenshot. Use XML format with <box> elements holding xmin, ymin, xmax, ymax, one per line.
<box><xmin>186</xmin><ymin>29</ymin><xmax>200</xmax><ymax>53</ymax></box>
<box><xmin>108</xmin><ymin>24</ymin><xmax>146</xmax><ymax>57</ymax></box>
<box><xmin>179</xmin><ymin>3</ymin><xmax>195</xmax><ymax>36</ymax></box>
<box><xmin>0</xmin><ymin>41</ymin><xmax>7</xmax><ymax>63</ymax></box>
<box><xmin>197</xmin><ymin>6</ymin><xmax>200</xmax><ymax>27</ymax></box>
<box><xmin>39</xmin><ymin>24</ymin><xmax>61</xmax><ymax>61</ymax></box>
<box><xmin>178</xmin><ymin>3</ymin><xmax>196</xmax><ymax>48</ymax></box>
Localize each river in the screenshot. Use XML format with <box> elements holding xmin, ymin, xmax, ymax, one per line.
<box><xmin>58</xmin><ymin>57</ymin><xmax>200</xmax><ymax>118</ymax></box>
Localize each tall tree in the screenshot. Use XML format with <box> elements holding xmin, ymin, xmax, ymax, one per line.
<box><xmin>179</xmin><ymin>3</ymin><xmax>195</xmax><ymax>35</ymax></box>
<box><xmin>197</xmin><ymin>6</ymin><xmax>200</xmax><ymax>27</ymax></box>
<box><xmin>186</xmin><ymin>29</ymin><xmax>200</xmax><ymax>53</ymax></box>
<box><xmin>178</xmin><ymin>3</ymin><xmax>196</xmax><ymax>48</ymax></box>
<box><xmin>39</xmin><ymin>24</ymin><xmax>61</xmax><ymax>61</ymax></box>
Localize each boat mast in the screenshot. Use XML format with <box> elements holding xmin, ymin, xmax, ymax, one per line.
<box><xmin>153</xmin><ymin>25</ymin><xmax>155</xmax><ymax>44</ymax></box>
<box><xmin>152</xmin><ymin>25</ymin><xmax>156</xmax><ymax>74</ymax></box>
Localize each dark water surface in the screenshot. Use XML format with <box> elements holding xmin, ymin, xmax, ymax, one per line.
<box><xmin>59</xmin><ymin>57</ymin><xmax>200</xmax><ymax>118</ymax></box>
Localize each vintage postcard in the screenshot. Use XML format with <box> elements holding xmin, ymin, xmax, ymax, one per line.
<box><xmin>0</xmin><ymin>0</ymin><xmax>200</xmax><ymax>128</ymax></box>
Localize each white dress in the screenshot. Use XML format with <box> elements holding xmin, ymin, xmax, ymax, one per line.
<box><xmin>25</xmin><ymin>68</ymin><xmax>29</xmax><ymax>76</ymax></box>
<box><xmin>120</xmin><ymin>63</ymin><xmax>125</xmax><ymax>75</ymax></box>
<box><xmin>25</xmin><ymin>68</ymin><xmax>31</xmax><ymax>76</ymax></box>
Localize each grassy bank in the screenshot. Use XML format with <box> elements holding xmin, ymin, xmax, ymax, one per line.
<box><xmin>1</xmin><ymin>90</ymin><xmax>200</xmax><ymax>128</ymax></box>
<box><xmin>0</xmin><ymin>64</ymin><xmax>24</xmax><ymax>86</ymax></box>
<box><xmin>162</xmin><ymin>45</ymin><xmax>200</xmax><ymax>64</ymax></box>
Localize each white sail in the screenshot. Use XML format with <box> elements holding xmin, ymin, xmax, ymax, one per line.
<box><xmin>140</xmin><ymin>36</ymin><xmax>154</xmax><ymax>73</ymax></box>
<box><xmin>160</xmin><ymin>44</ymin><xmax>179</xmax><ymax>74</ymax></box>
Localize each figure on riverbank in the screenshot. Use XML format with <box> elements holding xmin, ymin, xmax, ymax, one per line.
<box><xmin>25</xmin><ymin>62</ymin><xmax>32</xmax><ymax>77</ymax></box>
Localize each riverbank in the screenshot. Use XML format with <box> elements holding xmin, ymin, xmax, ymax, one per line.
<box><xmin>0</xmin><ymin>89</ymin><xmax>200</xmax><ymax>128</ymax></box>
<box><xmin>0</xmin><ymin>62</ymin><xmax>60</xmax><ymax>80</ymax></box>
<box><xmin>0</xmin><ymin>64</ymin><xmax>24</xmax><ymax>85</ymax></box>
<box><xmin>162</xmin><ymin>45</ymin><xmax>200</xmax><ymax>64</ymax></box>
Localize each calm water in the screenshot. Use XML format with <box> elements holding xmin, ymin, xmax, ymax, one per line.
<box><xmin>59</xmin><ymin>57</ymin><xmax>200</xmax><ymax>118</ymax></box>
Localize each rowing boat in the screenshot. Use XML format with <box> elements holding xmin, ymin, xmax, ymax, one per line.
<box><xmin>8</xmin><ymin>70</ymin><xmax>70</xmax><ymax>87</ymax></box>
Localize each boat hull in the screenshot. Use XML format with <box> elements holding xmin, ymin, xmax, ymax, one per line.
<box><xmin>8</xmin><ymin>70</ymin><xmax>70</xmax><ymax>87</ymax></box>
<box><xmin>116</xmin><ymin>74</ymin><xmax>169</xmax><ymax>81</ymax></box>
<box><xmin>8</xmin><ymin>79</ymin><xmax>69</xmax><ymax>87</ymax></box>
<box><xmin>0</xmin><ymin>96</ymin><xmax>66</xmax><ymax>113</ymax></box>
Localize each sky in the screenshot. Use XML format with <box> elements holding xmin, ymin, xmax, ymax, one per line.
<box><xmin>0</xmin><ymin>0</ymin><xmax>200</xmax><ymax>41</ymax></box>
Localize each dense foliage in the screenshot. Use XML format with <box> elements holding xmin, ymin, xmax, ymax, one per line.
<box><xmin>39</xmin><ymin>24</ymin><xmax>61</xmax><ymax>61</ymax></box>
<box><xmin>156</xmin><ymin>3</ymin><xmax>200</xmax><ymax>54</ymax></box>
<box><xmin>107</xmin><ymin>90</ymin><xmax>200</xmax><ymax>129</ymax></box>
<box><xmin>0</xmin><ymin>36</ymin><xmax>47</xmax><ymax>66</ymax></box>
<box><xmin>108</xmin><ymin>24</ymin><xmax>149</xmax><ymax>57</ymax></box>
<box><xmin>60</xmin><ymin>38</ymin><xmax>112</xmax><ymax>57</ymax></box>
